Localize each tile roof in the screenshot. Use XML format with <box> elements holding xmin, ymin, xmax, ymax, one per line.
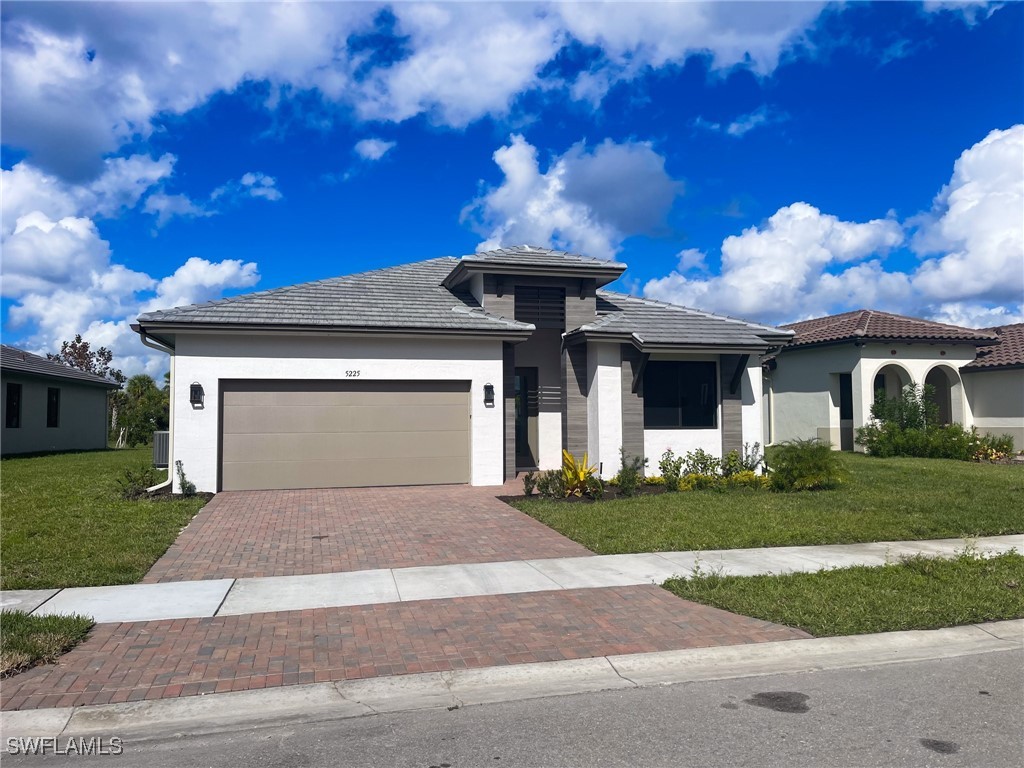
<box><xmin>962</xmin><ymin>323</ymin><xmax>1024</xmax><ymax>370</ymax></box>
<box><xmin>572</xmin><ymin>292</ymin><xmax>793</xmax><ymax>349</ymax></box>
<box><xmin>137</xmin><ymin>258</ymin><xmax>534</xmax><ymax>335</ymax></box>
<box><xmin>459</xmin><ymin>245</ymin><xmax>627</xmax><ymax>272</ymax></box>
<box><xmin>1</xmin><ymin>345</ymin><xmax>120</xmax><ymax>387</ymax></box>
<box><xmin>781</xmin><ymin>309</ymin><xmax>999</xmax><ymax>348</ymax></box>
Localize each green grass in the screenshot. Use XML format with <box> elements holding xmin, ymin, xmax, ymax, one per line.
<box><xmin>510</xmin><ymin>454</ymin><xmax>1024</xmax><ymax>554</ymax></box>
<box><xmin>1</xmin><ymin>611</ymin><xmax>94</xmax><ymax>677</ymax></box>
<box><xmin>663</xmin><ymin>552</ymin><xmax>1024</xmax><ymax>636</ymax></box>
<box><xmin>1</xmin><ymin>448</ymin><xmax>207</xmax><ymax>589</ymax></box>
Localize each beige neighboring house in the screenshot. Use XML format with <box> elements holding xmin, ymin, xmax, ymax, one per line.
<box><xmin>764</xmin><ymin>309</ymin><xmax>1023</xmax><ymax>451</ymax></box>
<box><xmin>960</xmin><ymin>323</ymin><xmax>1024</xmax><ymax>449</ymax></box>
<box><xmin>1</xmin><ymin>345</ymin><xmax>119</xmax><ymax>455</ymax></box>
<box><xmin>133</xmin><ymin>246</ymin><xmax>793</xmax><ymax>493</ymax></box>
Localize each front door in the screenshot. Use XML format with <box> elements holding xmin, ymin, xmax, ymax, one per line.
<box><xmin>514</xmin><ymin>367</ymin><xmax>539</xmax><ymax>468</ymax></box>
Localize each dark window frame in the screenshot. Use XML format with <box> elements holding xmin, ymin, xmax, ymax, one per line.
<box><xmin>46</xmin><ymin>387</ymin><xmax>61</xmax><ymax>428</ymax></box>
<box><xmin>514</xmin><ymin>286</ymin><xmax>566</xmax><ymax>330</ymax></box>
<box><xmin>5</xmin><ymin>383</ymin><xmax>22</xmax><ymax>429</ymax></box>
<box><xmin>643</xmin><ymin>360</ymin><xmax>719</xmax><ymax>430</ymax></box>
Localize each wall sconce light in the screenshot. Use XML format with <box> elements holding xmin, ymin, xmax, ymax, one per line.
<box><xmin>189</xmin><ymin>382</ymin><xmax>205</xmax><ymax>406</ymax></box>
<box><xmin>483</xmin><ymin>383</ymin><xmax>495</xmax><ymax>406</ymax></box>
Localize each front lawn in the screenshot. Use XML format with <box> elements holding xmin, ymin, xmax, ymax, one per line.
<box><xmin>1</xmin><ymin>448</ymin><xmax>207</xmax><ymax>589</ymax></box>
<box><xmin>510</xmin><ymin>454</ymin><xmax>1024</xmax><ymax>553</ymax></box>
<box><xmin>0</xmin><ymin>611</ymin><xmax>94</xmax><ymax>677</ymax></box>
<box><xmin>663</xmin><ymin>552</ymin><xmax>1024</xmax><ymax>636</ymax></box>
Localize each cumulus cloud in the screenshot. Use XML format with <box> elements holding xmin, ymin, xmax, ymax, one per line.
<box><xmin>210</xmin><ymin>172</ymin><xmax>283</xmax><ymax>205</ymax></box>
<box><xmin>143</xmin><ymin>193</ymin><xmax>213</xmax><ymax>228</ymax></box>
<box><xmin>354</xmin><ymin>138</ymin><xmax>396</xmax><ymax>161</ymax></box>
<box><xmin>465</xmin><ymin>135</ymin><xmax>681</xmax><ymax>260</ymax></box>
<box><xmin>644</xmin><ymin>126</ymin><xmax>1023</xmax><ymax>327</ymax></box>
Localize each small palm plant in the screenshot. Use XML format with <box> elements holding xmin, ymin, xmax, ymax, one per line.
<box><xmin>561</xmin><ymin>449</ymin><xmax>600</xmax><ymax>498</ymax></box>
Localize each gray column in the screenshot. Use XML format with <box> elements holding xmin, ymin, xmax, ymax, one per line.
<box><xmin>720</xmin><ymin>354</ymin><xmax>744</xmax><ymax>457</ymax></box>
<box><xmin>503</xmin><ymin>342</ymin><xmax>516</xmax><ymax>480</ymax></box>
<box><xmin>561</xmin><ymin>343</ymin><xmax>589</xmax><ymax>457</ymax></box>
<box><xmin>620</xmin><ymin>345</ymin><xmax>645</xmax><ymax>466</ymax></box>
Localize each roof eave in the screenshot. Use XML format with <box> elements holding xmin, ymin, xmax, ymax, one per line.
<box><xmin>783</xmin><ymin>336</ymin><xmax>998</xmax><ymax>352</ymax></box>
<box><xmin>960</xmin><ymin>362</ymin><xmax>1024</xmax><ymax>373</ymax></box>
<box><xmin>442</xmin><ymin>261</ymin><xmax>626</xmax><ymax>290</ymax></box>
<box><xmin>135</xmin><ymin>320</ymin><xmax>533</xmax><ymax>342</ymax></box>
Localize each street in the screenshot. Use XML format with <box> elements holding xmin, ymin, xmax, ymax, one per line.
<box><xmin>6</xmin><ymin>648</ymin><xmax>1021</xmax><ymax>768</ymax></box>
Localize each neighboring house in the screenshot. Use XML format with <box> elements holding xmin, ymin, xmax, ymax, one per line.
<box><xmin>961</xmin><ymin>323</ymin><xmax>1024</xmax><ymax>449</ymax></box>
<box><xmin>1</xmin><ymin>345</ymin><xmax>119</xmax><ymax>455</ymax></box>
<box><xmin>763</xmin><ymin>309</ymin><xmax>1006</xmax><ymax>451</ymax></box>
<box><xmin>134</xmin><ymin>246</ymin><xmax>792</xmax><ymax>492</ymax></box>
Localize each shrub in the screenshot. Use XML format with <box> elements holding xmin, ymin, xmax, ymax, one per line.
<box><xmin>522</xmin><ymin>470</ymin><xmax>538</xmax><ymax>496</ymax></box>
<box><xmin>683</xmin><ymin>449</ymin><xmax>720</xmax><ymax>476</ymax></box>
<box><xmin>644</xmin><ymin>475</ymin><xmax>666</xmax><ymax>486</ymax></box>
<box><xmin>659</xmin><ymin>449</ymin><xmax>685</xmax><ymax>493</ymax></box>
<box><xmin>726</xmin><ymin>470</ymin><xmax>771</xmax><ymax>491</ymax></box>
<box><xmin>767</xmin><ymin>439</ymin><xmax>847</xmax><ymax>492</ymax></box>
<box><xmin>175</xmin><ymin>460</ymin><xmax>197</xmax><ymax>498</ymax></box>
<box><xmin>536</xmin><ymin>470</ymin><xmax>565</xmax><ymax>499</ymax></box>
<box><xmin>616</xmin><ymin>448</ymin><xmax>647</xmax><ymax>497</ymax></box>
<box><xmin>116</xmin><ymin>465</ymin><xmax>157</xmax><ymax>500</ymax></box>
<box><xmin>562</xmin><ymin>450</ymin><xmax>599</xmax><ymax>498</ymax></box>
<box><xmin>720</xmin><ymin>450</ymin><xmax>742</xmax><ymax>478</ymax></box>
<box><xmin>585</xmin><ymin>475</ymin><xmax>605</xmax><ymax>500</ymax></box>
<box><xmin>740</xmin><ymin>442</ymin><xmax>764</xmax><ymax>473</ymax></box>
<box><xmin>678</xmin><ymin>473</ymin><xmax>721</xmax><ymax>491</ymax></box>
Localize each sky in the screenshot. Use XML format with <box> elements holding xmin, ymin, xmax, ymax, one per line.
<box><xmin>2</xmin><ymin>0</ymin><xmax>1022</xmax><ymax>377</ymax></box>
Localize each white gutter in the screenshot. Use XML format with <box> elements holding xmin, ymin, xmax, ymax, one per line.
<box><xmin>137</xmin><ymin>331</ymin><xmax>175</xmax><ymax>493</ymax></box>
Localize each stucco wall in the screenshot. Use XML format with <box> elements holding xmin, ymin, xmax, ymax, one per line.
<box><xmin>1</xmin><ymin>373</ymin><xmax>109</xmax><ymax>455</ymax></box>
<box><xmin>588</xmin><ymin>342</ymin><xmax>623</xmax><ymax>479</ymax></box>
<box><xmin>172</xmin><ymin>333</ymin><xmax>506</xmax><ymax>492</ymax></box>
<box><xmin>963</xmin><ymin>368</ymin><xmax>1024</xmax><ymax>450</ymax></box>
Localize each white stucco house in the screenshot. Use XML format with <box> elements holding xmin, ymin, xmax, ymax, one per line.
<box><xmin>764</xmin><ymin>309</ymin><xmax>1022</xmax><ymax>451</ymax></box>
<box><xmin>133</xmin><ymin>246</ymin><xmax>792</xmax><ymax>492</ymax></box>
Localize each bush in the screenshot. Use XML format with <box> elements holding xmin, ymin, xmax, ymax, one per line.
<box><xmin>175</xmin><ymin>460</ymin><xmax>197</xmax><ymax>498</ymax></box>
<box><xmin>522</xmin><ymin>470</ymin><xmax>538</xmax><ymax>496</ymax></box>
<box><xmin>585</xmin><ymin>474</ymin><xmax>605</xmax><ymax>500</ymax></box>
<box><xmin>973</xmin><ymin>433</ymin><xmax>1015</xmax><ymax>462</ymax></box>
<box><xmin>678</xmin><ymin>473</ymin><xmax>721</xmax><ymax>491</ymax></box>
<box><xmin>615</xmin><ymin>448</ymin><xmax>647</xmax><ymax>497</ymax></box>
<box><xmin>726</xmin><ymin>469</ymin><xmax>771</xmax><ymax>491</ymax></box>
<box><xmin>683</xmin><ymin>449</ymin><xmax>720</xmax><ymax>476</ymax></box>
<box><xmin>644</xmin><ymin>475</ymin><xmax>666</xmax><ymax>486</ymax></box>
<box><xmin>659</xmin><ymin>449</ymin><xmax>685</xmax><ymax>493</ymax></box>
<box><xmin>766</xmin><ymin>439</ymin><xmax>847</xmax><ymax>492</ymax></box>
<box><xmin>115</xmin><ymin>465</ymin><xmax>157</xmax><ymax>500</ymax></box>
<box><xmin>536</xmin><ymin>470</ymin><xmax>565</xmax><ymax>499</ymax></box>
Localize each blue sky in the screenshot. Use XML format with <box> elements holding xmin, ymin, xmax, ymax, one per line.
<box><xmin>2</xmin><ymin>1</ymin><xmax>1022</xmax><ymax>375</ymax></box>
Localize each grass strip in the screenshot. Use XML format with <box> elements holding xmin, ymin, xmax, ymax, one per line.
<box><xmin>1</xmin><ymin>611</ymin><xmax>94</xmax><ymax>678</ymax></box>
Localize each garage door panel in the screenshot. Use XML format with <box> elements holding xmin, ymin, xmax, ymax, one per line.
<box><xmin>223</xmin><ymin>430</ymin><xmax>470</xmax><ymax>463</ymax></box>
<box><xmin>222</xmin><ymin>403</ymin><xmax>468</xmax><ymax>435</ymax></box>
<box><xmin>219</xmin><ymin>380</ymin><xmax>471</xmax><ymax>491</ymax></box>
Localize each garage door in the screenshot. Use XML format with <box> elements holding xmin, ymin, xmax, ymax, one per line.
<box><xmin>220</xmin><ymin>380</ymin><xmax>471</xmax><ymax>491</ymax></box>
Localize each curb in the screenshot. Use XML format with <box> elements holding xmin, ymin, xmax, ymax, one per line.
<box><xmin>2</xmin><ymin>620</ymin><xmax>1020</xmax><ymax>742</ymax></box>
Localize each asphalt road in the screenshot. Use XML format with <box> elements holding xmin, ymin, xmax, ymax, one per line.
<box><xmin>7</xmin><ymin>649</ymin><xmax>1022</xmax><ymax>768</ymax></box>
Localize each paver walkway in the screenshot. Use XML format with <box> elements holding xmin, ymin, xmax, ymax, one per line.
<box><xmin>142</xmin><ymin>485</ymin><xmax>588</xmax><ymax>582</ymax></box>
<box><xmin>0</xmin><ymin>585</ymin><xmax>809</xmax><ymax>711</ymax></box>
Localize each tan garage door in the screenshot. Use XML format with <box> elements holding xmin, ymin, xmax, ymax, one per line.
<box><xmin>220</xmin><ymin>380</ymin><xmax>471</xmax><ymax>491</ymax></box>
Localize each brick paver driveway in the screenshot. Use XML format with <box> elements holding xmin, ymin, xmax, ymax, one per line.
<box><xmin>143</xmin><ymin>484</ymin><xmax>590</xmax><ymax>582</ymax></box>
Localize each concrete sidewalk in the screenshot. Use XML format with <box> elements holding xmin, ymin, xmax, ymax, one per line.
<box><xmin>2</xmin><ymin>620</ymin><xmax>1020</xmax><ymax>741</ymax></box>
<box><xmin>2</xmin><ymin>534</ymin><xmax>1019</xmax><ymax>624</ymax></box>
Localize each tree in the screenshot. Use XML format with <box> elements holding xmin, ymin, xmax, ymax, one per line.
<box><xmin>48</xmin><ymin>334</ymin><xmax>126</xmax><ymax>385</ymax></box>
<box><xmin>115</xmin><ymin>374</ymin><xmax>170</xmax><ymax>447</ymax></box>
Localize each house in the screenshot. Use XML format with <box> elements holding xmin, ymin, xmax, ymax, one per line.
<box><xmin>1</xmin><ymin>344</ymin><xmax>119</xmax><ymax>455</ymax></box>
<box><xmin>133</xmin><ymin>246</ymin><xmax>792</xmax><ymax>492</ymax></box>
<box><xmin>960</xmin><ymin>323</ymin><xmax>1024</xmax><ymax>449</ymax></box>
<box><xmin>763</xmin><ymin>309</ymin><xmax>1010</xmax><ymax>451</ymax></box>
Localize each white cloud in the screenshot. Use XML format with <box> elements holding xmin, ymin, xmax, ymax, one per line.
<box><xmin>211</xmin><ymin>172</ymin><xmax>283</xmax><ymax>205</ymax></box>
<box><xmin>2</xmin><ymin>213</ymin><xmax>112</xmax><ymax>297</ymax></box>
<box><xmin>139</xmin><ymin>257</ymin><xmax>260</xmax><ymax>315</ymax></box>
<box><xmin>644</xmin><ymin>202</ymin><xmax>905</xmax><ymax>321</ymax></box>
<box><xmin>643</xmin><ymin>126</ymin><xmax>1023</xmax><ymax>327</ymax></box>
<box><xmin>143</xmin><ymin>193</ymin><xmax>213</xmax><ymax>228</ymax></box>
<box><xmin>727</xmin><ymin>106</ymin><xmax>788</xmax><ymax>137</ymax></box>
<box><xmin>464</xmin><ymin>135</ymin><xmax>681</xmax><ymax>261</ymax></box>
<box><xmin>910</xmin><ymin>125</ymin><xmax>1023</xmax><ymax>305</ymax></box>
<box><xmin>354</xmin><ymin>138</ymin><xmax>397</xmax><ymax>161</ymax></box>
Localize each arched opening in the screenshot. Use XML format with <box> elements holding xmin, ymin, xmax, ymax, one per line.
<box><xmin>872</xmin><ymin>364</ymin><xmax>913</xmax><ymax>403</ymax></box>
<box><xmin>924</xmin><ymin>365</ymin><xmax>964</xmax><ymax>425</ymax></box>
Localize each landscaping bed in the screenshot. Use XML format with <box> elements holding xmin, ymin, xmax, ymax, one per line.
<box><xmin>509</xmin><ymin>454</ymin><xmax>1024</xmax><ymax>553</ymax></box>
<box><xmin>0</xmin><ymin>611</ymin><xmax>94</xmax><ymax>678</ymax></box>
<box><xmin>663</xmin><ymin>552</ymin><xmax>1024</xmax><ymax>636</ymax></box>
<box><xmin>1</xmin><ymin>447</ymin><xmax>209</xmax><ymax>590</ymax></box>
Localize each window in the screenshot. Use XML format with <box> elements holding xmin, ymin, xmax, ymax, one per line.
<box><xmin>46</xmin><ymin>387</ymin><xmax>60</xmax><ymax>428</ymax></box>
<box><xmin>839</xmin><ymin>373</ymin><xmax>853</xmax><ymax>420</ymax></box>
<box><xmin>643</xmin><ymin>361</ymin><xmax>718</xmax><ymax>429</ymax></box>
<box><xmin>5</xmin><ymin>383</ymin><xmax>22</xmax><ymax>429</ymax></box>
<box><xmin>514</xmin><ymin>286</ymin><xmax>565</xmax><ymax>330</ymax></box>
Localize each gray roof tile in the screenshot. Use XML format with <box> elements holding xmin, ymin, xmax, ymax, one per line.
<box><xmin>460</xmin><ymin>245</ymin><xmax>627</xmax><ymax>271</ymax></box>
<box><xmin>1</xmin><ymin>345</ymin><xmax>120</xmax><ymax>387</ymax></box>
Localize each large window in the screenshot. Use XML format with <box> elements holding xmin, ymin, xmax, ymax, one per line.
<box><xmin>5</xmin><ymin>383</ymin><xmax>22</xmax><ymax>429</ymax></box>
<box><xmin>46</xmin><ymin>387</ymin><xmax>61</xmax><ymax>428</ymax></box>
<box><xmin>643</xmin><ymin>361</ymin><xmax>718</xmax><ymax>429</ymax></box>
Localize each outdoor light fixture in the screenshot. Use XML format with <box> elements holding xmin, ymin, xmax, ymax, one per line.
<box><xmin>483</xmin><ymin>383</ymin><xmax>495</xmax><ymax>406</ymax></box>
<box><xmin>189</xmin><ymin>382</ymin><xmax>204</xmax><ymax>406</ymax></box>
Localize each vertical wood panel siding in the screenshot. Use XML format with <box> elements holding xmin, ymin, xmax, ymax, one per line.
<box><xmin>483</xmin><ymin>275</ymin><xmax>515</xmax><ymax>320</ymax></box>
<box><xmin>620</xmin><ymin>345</ymin><xmax>645</xmax><ymax>465</ymax></box>
<box><xmin>561</xmin><ymin>344</ymin><xmax>589</xmax><ymax>457</ymax></box>
<box><xmin>564</xmin><ymin>279</ymin><xmax>597</xmax><ymax>330</ymax></box>
<box><xmin>720</xmin><ymin>354</ymin><xmax>743</xmax><ymax>456</ymax></box>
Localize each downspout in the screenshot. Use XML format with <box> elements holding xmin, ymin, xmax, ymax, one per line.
<box><xmin>138</xmin><ymin>330</ymin><xmax>175</xmax><ymax>493</ymax></box>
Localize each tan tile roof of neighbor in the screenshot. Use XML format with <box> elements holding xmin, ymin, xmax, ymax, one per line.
<box><xmin>0</xmin><ymin>345</ymin><xmax>120</xmax><ymax>387</ymax></box>
<box><xmin>962</xmin><ymin>323</ymin><xmax>1024</xmax><ymax>370</ymax></box>
<box><xmin>781</xmin><ymin>309</ymin><xmax>1000</xmax><ymax>348</ymax></box>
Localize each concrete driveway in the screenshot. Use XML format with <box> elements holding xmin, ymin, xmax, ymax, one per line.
<box><xmin>143</xmin><ymin>484</ymin><xmax>591</xmax><ymax>583</ymax></box>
